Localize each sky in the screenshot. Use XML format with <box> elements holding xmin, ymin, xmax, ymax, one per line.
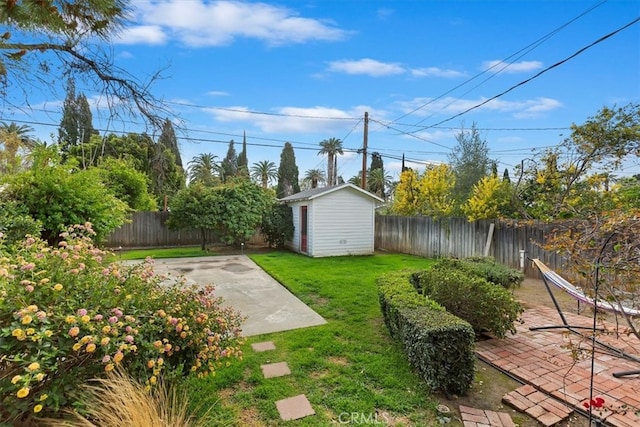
<box><xmin>4</xmin><ymin>0</ymin><xmax>640</xmax><ymax>183</ymax></box>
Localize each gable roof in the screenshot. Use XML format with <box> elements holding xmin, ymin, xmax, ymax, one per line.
<box><xmin>278</xmin><ymin>183</ymin><xmax>384</xmax><ymax>203</ymax></box>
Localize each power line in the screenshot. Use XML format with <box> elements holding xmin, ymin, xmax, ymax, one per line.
<box><xmin>417</xmin><ymin>16</ymin><xmax>640</xmax><ymax>130</ymax></box>
<box><xmin>390</xmin><ymin>0</ymin><xmax>608</xmax><ymax>125</ymax></box>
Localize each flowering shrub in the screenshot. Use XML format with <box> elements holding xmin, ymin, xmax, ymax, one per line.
<box><xmin>0</xmin><ymin>225</ymin><xmax>245</xmax><ymax>423</ymax></box>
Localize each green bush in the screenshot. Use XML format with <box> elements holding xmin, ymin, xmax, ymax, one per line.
<box><xmin>0</xmin><ymin>225</ymin><xmax>245</xmax><ymax>424</ymax></box>
<box><xmin>377</xmin><ymin>271</ymin><xmax>475</xmax><ymax>395</ymax></box>
<box><xmin>0</xmin><ymin>200</ymin><xmax>42</xmax><ymax>248</ymax></box>
<box><xmin>261</xmin><ymin>203</ymin><xmax>294</xmax><ymax>249</ymax></box>
<box><xmin>412</xmin><ymin>266</ymin><xmax>523</xmax><ymax>338</ymax></box>
<box><xmin>431</xmin><ymin>257</ymin><xmax>524</xmax><ymax>289</ymax></box>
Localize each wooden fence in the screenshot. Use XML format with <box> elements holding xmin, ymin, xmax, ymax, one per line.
<box><xmin>107</xmin><ymin>212</ymin><xmax>561</xmax><ymax>277</ymax></box>
<box><xmin>375</xmin><ymin>216</ymin><xmax>563</xmax><ymax>277</ymax></box>
<box><xmin>106</xmin><ymin>211</ymin><xmax>265</xmax><ymax>249</ymax></box>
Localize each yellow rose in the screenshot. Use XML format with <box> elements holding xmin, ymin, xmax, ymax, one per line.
<box><xmin>26</xmin><ymin>328</ymin><xmax>35</xmax><ymax>335</ymax></box>
<box><xmin>72</xmin><ymin>343</ymin><xmax>82</xmax><ymax>351</ymax></box>
<box><xmin>104</xmin><ymin>363</ymin><xmax>114</xmax><ymax>372</ymax></box>
<box><xmin>53</xmin><ymin>284</ymin><xmax>63</xmax><ymax>291</ymax></box>
<box><xmin>147</xmin><ymin>360</ymin><xmax>155</xmax><ymax>369</ymax></box>
<box><xmin>100</xmin><ymin>337</ymin><xmax>110</xmax><ymax>346</ymax></box>
<box><xmin>149</xmin><ymin>376</ymin><xmax>157</xmax><ymax>385</ymax></box>
<box><xmin>27</xmin><ymin>305</ymin><xmax>38</xmax><ymax>313</ymax></box>
<box><xmin>65</xmin><ymin>315</ymin><xmax>76</xmax><ymax>324</ymax></box>
<box><xmin>35</xmin><ymin>373</ymin><xmax>45</xmax><ymax>381</ymax></box>
<box><xmin>33</xmin><ymin>404</ymin><xmax>43</xmax><ymax>413</ymax></box>
<box><xmin>11</xmin><ymin>375</ymin><xmax>21</xmax><ymax>384</ymax></box>
<box><xmin>44</xmin><ymin>330</ymin><xmax>53</xmax><ymax>337</ymax></box>
<box><xmin>21</xmin><ymin>315</ymin><xmax>33</xmax><ymax>325</ymax></box>
<box><xmin>27</xmin><ymin>362</ymin><xmax>40</xmax><ymax>372</ymax></box>
<box><xmin>16</xmin><ymin>387</ymin><xmax>29</xmax><ymax>398</ymax></box>
<box><xmin>39</xmin><ymin>394</ymin><xmax>48</xmax><ymax>401</ymax></box>
<box><xmin>86</xmin><ymin>343</ymin><xmax>96</xmax><ymax>353</ymax></box>
<box><xmin>81</xmin><ymin>315</ymin><xmax>91</xmax><ymax>323</ymax></box>
<box><xmin>113</xmin><ymin>352</ymin><xmax>124</xmax><ymax>363</ymax></box>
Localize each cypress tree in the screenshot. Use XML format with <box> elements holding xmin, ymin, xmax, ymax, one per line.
<box><xmin>276</xmin><ymin>142</ymin><xmax>300</xmax><ymax>198</ymax></box>
<box><xmin>221</xmin><ymin>140</ymin><xmax>238</xmax><ymax>182</ymax></box>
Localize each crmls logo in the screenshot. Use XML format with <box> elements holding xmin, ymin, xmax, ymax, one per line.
<box><xmin>338</xmin><ymin>411</ymin><xmax>391</xmax><ymax>424</ymax></box>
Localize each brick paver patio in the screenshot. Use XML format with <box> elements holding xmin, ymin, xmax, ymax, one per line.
<box><xmin>476</xmin><ymin>305</ymin><xmax>640</xmax><ymax>427</ymax></box>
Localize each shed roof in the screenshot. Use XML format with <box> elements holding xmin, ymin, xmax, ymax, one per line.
<box><xmin>278</xmin><ymin>183</ymin><xmax>383</xmax><ymax>203</ymax></box>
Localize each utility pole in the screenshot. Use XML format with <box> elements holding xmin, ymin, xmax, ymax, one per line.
<box><xmin>361</xmin><ymin>111</ymin><xmax>368</xmax><ymax>190</ymax></box>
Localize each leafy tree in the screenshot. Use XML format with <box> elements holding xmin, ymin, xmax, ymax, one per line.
<box><xmin>250</xmin><ymin>160</ymin><xmax>277</xmax><ymax>189</ymax></box>
<box><xmin>391</xmin><ymin>169</ymin><xmax>420</xmax><ymax>215</ymax></box>
<box><xmin>261</xmin><ymin>203</ymin><xmax>294</xmax><ymax>249</ymax></box>
<box><xmin>1</xmin><ymin>146</ymin><xmax>128</xmax><ymax>244</ymax></box>
<box><xmin>158</xmin><ymin>118</ymin><xmax>183</xmax><ymax>170</ymax></box>
<box><xmin>614</xmin><ymin>176</ymin><xmax>640</xmax><ymax>209</ymax></box>
<box><xmin>463</xmin><ymin>175</ymin><xmax>513</xmax><ymax>221</ymax></box>
<box><xmin>514</xmin><ymin>104</ymin><xmax>640</xmax><ymax>219</ymax></box>
<box><xmin>220</xmin><ymin>140</ymin><xmax>238</xmax><ymax>183</ymax></box>
<box><xmin>276</xmin><ymin>142</ymin><xmax>300</xmax><ymax>198</ymax></box>
<box><xmin>58</xmin><ymin>79</ymin><xmax>98</xmax><ymax>164</ymax></box>
<box><xmin>237</xmin><ymin>131</ymin><xmax>249</xmax><ymax>178</ymax></box>
<box><xmin>168</xmin><ymin>179</ymin><xmax>273</xmax><ymax>248</ymax></box>
<box><xmin>0</xmin><ymin>199</ymin><xmax>42</xmax><ymax>247</ymax></box>
<box><xmin>417</xmin><ymin>164</ymin><xmax>456</xmax><ymax>219</ymax></box>
<box><xmin>97</xmin><ymin>157</ymin><xmax>157</xmax><ymax>211</ymax></box>
<box><xmin>0</xmin><ymin>121</ymin><xmax>35</xmax><ymax>173</ymax></box>
<box><xmin>0</xmin><ymin>0</ymin><xmax>168</xmax><ymax>127</ymax></box>
<box><xmin>302</xmin><ymin>168</ymin><xmax>326</xmax><ymax>189</ymax></box>
<box><xmin>150</xmin><ymin>142</ymin><xmax>185</xmax><ymax>207</ymax></box>
<box><xmin>318</xmin><ymin>137</ymin><xmax>343</xmax><ymax>186</ymax></box>
<box><xmin>448</xmin><ymin>123</ymin><xmax>495</xmax><ymax>210</ymax></box>
<box><xmin>187</xmin><ymin>153</ymin><xmax>220</xmax><ymax>186</ymax></box>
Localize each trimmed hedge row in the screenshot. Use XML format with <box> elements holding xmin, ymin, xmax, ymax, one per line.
<box><xmin>377</xmin><ymin>271</ymin><xmax>475</xmax><ymax>395</ymax></box>
<box><xmin>411</xmin><ymin>260</ymin><xmax>523</xmax><ymax>338</ymax></box>
<box><xmin>427</xmin><ymin>257</ymin><xmax>524</xmax><ymax>289</ymax></box>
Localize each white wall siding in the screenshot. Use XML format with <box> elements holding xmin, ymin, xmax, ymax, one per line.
<box><xmin>311</xmin><ymin>189</ymin><xmax>375</xmax><ymax>257</ymax></box>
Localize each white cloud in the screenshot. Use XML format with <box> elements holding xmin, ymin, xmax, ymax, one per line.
<box><xmin>207</xmin><ymin>91</ymin><xmax>230</xmax><ymax>97</ymax></box>
<box><xmin>411</xmin><ymin>67</ymin><xmax>465</xmax><ymax>78</ymax></box>
<box><xmin>328</xmin><ymin>58</ymin><xmax>405</xmax><ymax>77</ymax></box>
<box><xmin>123</xmin><ymin>0</ymin><xmax>348</xmax><ymax>47</ymax></box>
<box><xmin>482</xmin><ymin>60</ymin><xmax>543</xmax><ymax>74</ymax></box>
<box><xmin>116</xmin><ymin>25</ymin><xmax>167</xmax><ymax>45</ymax></box>
<box><xmin>396</xmin><ymin>96</ymin><xmax>562</xmax><ymax>119</ymax></box>
<box><xmin>377</xmin><ymin>8</ymin><xmax>394</xmax><ymax>20</ymax></box>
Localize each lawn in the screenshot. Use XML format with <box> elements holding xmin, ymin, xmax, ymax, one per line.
<box><xmin>182</xmin><ymin>251</ymin><xmax>445</xmax><ymax>426</ymax></box>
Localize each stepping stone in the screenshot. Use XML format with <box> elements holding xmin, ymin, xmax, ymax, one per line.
<box><xmin>275</xmin><ymin>394</ymin><xmax>315</xmax><ymax>421</ymax></box>
<box><xmin>261</xmin><ymin>361</ymin><xmax>291</xmax><ymax>379</ymax></box>
<box><xmin>502</xmin><ymin>386</ymin><xmax>573</xmax><ymax>427</ymax></box>
<box><xmin>459</xmin><ymin>405</ymin><xmax>515</xmax><ymax>427</ymax></box>
<box><xmin>251</xmin><ymin>341</ymin><xmax>276</xmax><ymax>352</ymax></box>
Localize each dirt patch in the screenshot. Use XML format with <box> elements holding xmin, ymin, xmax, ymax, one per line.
<box><xmin>327</xmin><ymin>356</ymin><xmax>349</xmax><ymax>366</ymax></box>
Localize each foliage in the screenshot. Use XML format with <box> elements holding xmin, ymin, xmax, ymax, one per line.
<box><xmin>58</xmin><ymin>81</ymin><xmax>98</xmax><ymax>163</ymax></box>
<box><xmin>448</xmin><ymin>123</ymin><xmax>495</xmax><ymax>210</ymax></box>
<box><xmin>220</xmin><ymin>140</ymin><xmax>238</xmax><ymax>183</ymax></box>
<box><xmin>1</xmin><ymin>148</ymin><xmax>128</xmax><ymax>244</ymax></box>
<box><xmin>0</xmin><ymin>227</ymin><xmax>244</xmax><ymax>423</ymax></box>
<box><xmin>260</xmin><ymin>203</ymin><xmax>294</xmax><ymax>249</ymax></box>
<box><xmin>463</xmin><ymin>175</ymin><xmax>514</xmax><ymax>221</ymax></box>
<box><xmin>301</xmin><ymin>168</ymin><xmax>326</xmax><ymax>189</ymax></box>
<box><xmin>367</xmin><ymin>153</ymin><xmax>392</xmax><ymax>199</ymax></box>
<box><xmin>390</xmin><ymin>169</ymin><xmax>421</xmax><ymax>215</ymax></box>
<box><xmin>250</xmin><ymin>160</ymin><xmax>277</xmax><ymax>189</ymax></box>
<box><xmin>158</xmin><ymin>119</ymin><xmax>183</xmax><ymax>171</ymax></box>
<box><xmin>168</xmin><ymin>179</ymin><xmax>273</xmax><ymax>248</ymax></box>
<box><xmin>541</xmin><ymin>210</ymin><xmax>640</xmax><ymax>341</ymax></box>
<box><xmin>412</xmin><ymin>264</ymin><xmax>523</xmax><ymax>338</ymax></box>
<box><xmin>514</xmin><ymin>104</ymin><xmax>640</xmax><ymax>219</ymax></box>
<box><xmin>187</xmin><ymin>153</ymin><xmax>220</xmax><ymax>187</ymax></box>
<box><xmin>0</xmin><ymin>0</ymin><xmax>168</xmax><ymax>128</ymax></box>
<box><xmin>429</xmin><ymin>257</ymin><xmax>524</xmax><ymax>290</ymax></box>
<box><xmin>417</xmin><ymin>164</ymin><xmax>456</xmax><ymax>219</ymax></box>
<box><xmin>377</xmin><ymin>271</ymin><xmax>475</xmax><ymax>395</ymax></box>
<box><xmin>50</xmin><ymin>369</ymin><xmax>211</xmax><ymax>427</ymax></box>
<box><xmin>318</xmin><ymin>137</ymin><xmax>343</xmax><ymax>186</ymax></box>
<box><xmin>276</xmin><ymin>142</ymin><xmax>300</xmax><ymax>198</ymax></box>
<box><xmin>0</xmin><ymin>121</ymin><xmax>36</xmax><ymax>174</ymax></box>
<box><xmin>0</xmin><ymin>200</ymin><xmax>42</xmax><ymax>248</ymax></box>
<box><xmin>97</xmin><ymin>157</ymin><xmax>157</xmax><ymax>211</ymax></box>
<box><xmin>237</xmin><ymin>133</ymin><xmax>249</xmax><ymax>178</ymax></box>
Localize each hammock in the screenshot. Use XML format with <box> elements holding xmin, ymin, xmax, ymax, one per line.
<box><xmin>532</xmin><ymin>258</ymin><xmax>640</xmax><ymax>317</ymax></box>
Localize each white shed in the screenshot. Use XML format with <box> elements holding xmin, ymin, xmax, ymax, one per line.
<box><xmin>279</xmin><ymin>183</ymin><xmax>383</xmax><ymax>257</ymax></box>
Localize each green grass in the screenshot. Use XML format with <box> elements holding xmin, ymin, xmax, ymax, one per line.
<box><xmin>184</xmin><ymin>251</ymin><xmax>441</xmax><ymax>426</ymax></box>
<box><xmin>114</xmin><ymin>246</ymin><xmax>212</xmax><ymax>260</ymax></box>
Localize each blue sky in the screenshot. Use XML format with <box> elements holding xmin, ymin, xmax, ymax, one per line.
<box><xmin>7</xmin><ymin>0</ymin><xmax>640</xmax><ymax>182</ymax></box>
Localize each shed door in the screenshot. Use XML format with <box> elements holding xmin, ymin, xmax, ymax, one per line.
<box><xmin>300</xmin><ymin>205</ymin><xmax>308</xmax><ymax>253</ymax></box>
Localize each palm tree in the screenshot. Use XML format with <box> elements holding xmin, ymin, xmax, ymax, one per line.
<box><xmin>368</xmin><ymin>167</ymin><xmax>393</xmax><ymax>199</ymax></box>
<box><xmin>318</xmin><ymin>137</ymin><xmax>343</xmax><ymax>186</ymax></box>
<box><xmin>348</xmin><ymin>174</ymin><xmax>362</xmax><ymax>187</ymax></box>
<box><xmin>302</xmin><ymin>168</ymin><xmax>326</xmax><ymax>189</ymax></box>
<box><xmin>187</xmin><ymin>153</ymin><xmax>220</xmax><ymax>186</ymax></box>
<box><xmin>0</xmin><ymin>122</ymin><xmax>36</xmax><ymax>173</ymax></box>
<box><xmin>250</xmin><ymin>160</ymin><xmax>277</xmax><ymax>189</ymax></box>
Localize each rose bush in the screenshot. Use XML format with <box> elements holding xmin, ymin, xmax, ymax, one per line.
<box><xmin>0</xmin><ymin>225</ymin><xmax>245</xmax><ymax>424</ymax></box>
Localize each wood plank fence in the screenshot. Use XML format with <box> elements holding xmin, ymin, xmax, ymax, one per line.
<box><xmin>374</xmin><ymin>216</ymin><xmax>563</xmax><ymax>277</ymax></box>
<box><xmin>106</xmin><ymin>212</ymin><xmax>562</xmax><ymax>277</ymax></box>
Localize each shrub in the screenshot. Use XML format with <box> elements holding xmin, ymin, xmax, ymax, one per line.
<box><xmin>261</xmin><ymin>203</ymin><xmax>294</xmax><ymax>249</ymax></box>
<box><xmin>0</xmin><ymin>200</ymin><xmax>42</xmax><ymax>248</ymax></box>
<box><xmin>377</xmin><ymin>271</ymin><xmax>475</xmax><ymax>395</ymax></box>
<box><xmin>412</xmin><ymin>266</ymin><xmax>523</xmax><ymax>338</ymax></box>
<box><xmin>0</xmin><ymin>225</ymin><xmax>244</xmax><ymax>424</ymax></box>
<box><xmin>430</xmin><ymin>257</ymin><xmax>524</xmax><ymax>289</ymax></box>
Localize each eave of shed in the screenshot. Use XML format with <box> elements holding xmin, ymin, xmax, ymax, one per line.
<box><xmin>278</xmin><ymin>183</ymin><xmax>383</xmax><ymax>203</ymax></box>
